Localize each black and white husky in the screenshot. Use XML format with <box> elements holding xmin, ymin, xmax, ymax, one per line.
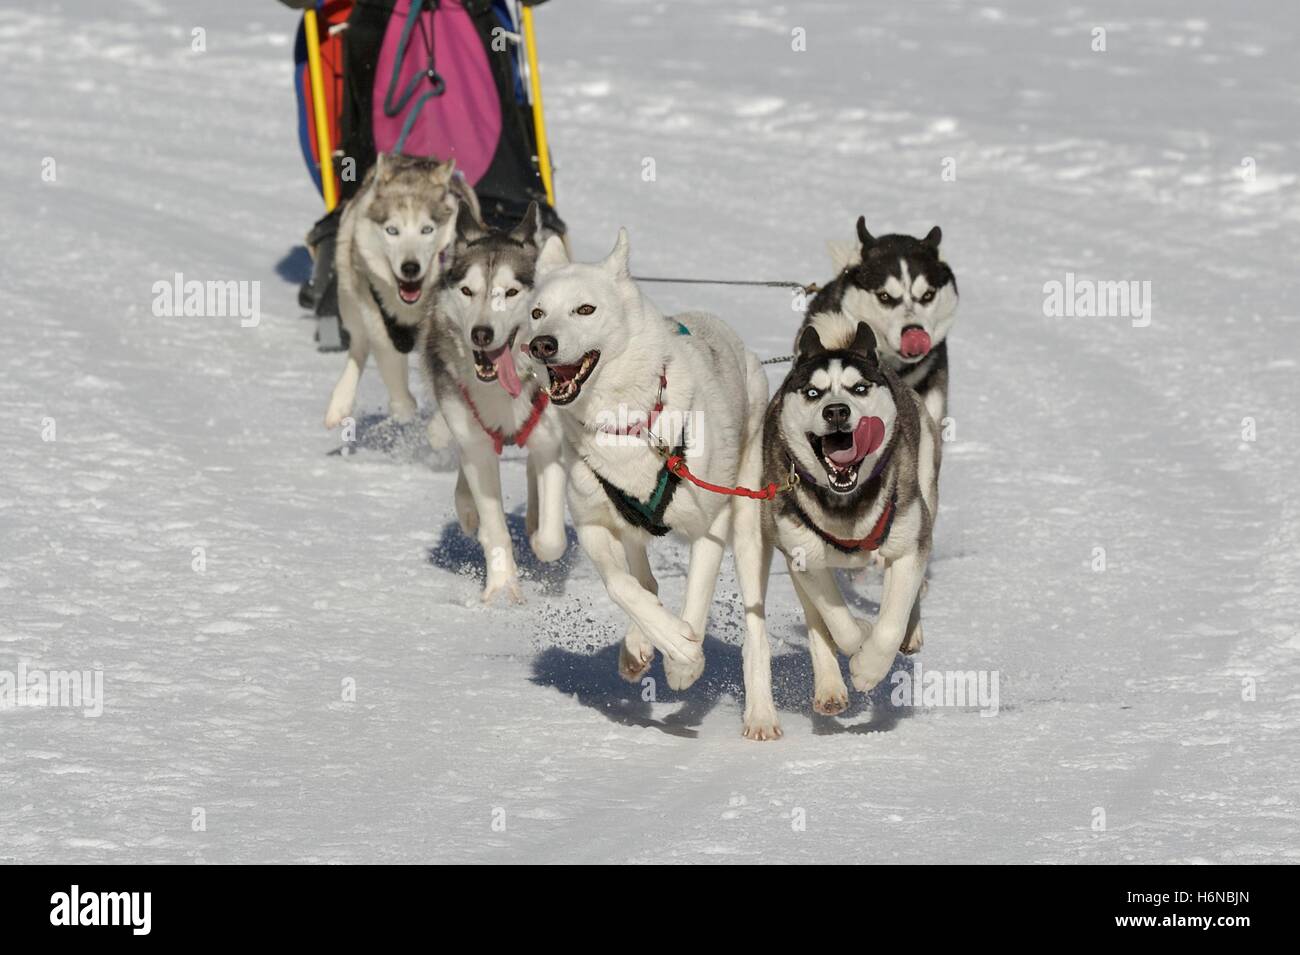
<box><xmin>422</xmin><ymin>202</ymin><xmax>566</xmax><ymax>603</ymax></box>
<box><xmin>805</xmin><ymin>217</ymin><xmax>958</xmax><ymax>427</ymax></box>
<box><xmin>733</xmin><ymin>321</ymin><xmax>939</xmax><ymax>718</ymax></box>
<box><xmin>325</xmin><ymin>153</ymin><xmax>479</xmax><ymax>429</ymax></box>
<box><xmin>523</xmin><ymin>229</ymin><xmax>780</xmax><ymax>739</ymax></box>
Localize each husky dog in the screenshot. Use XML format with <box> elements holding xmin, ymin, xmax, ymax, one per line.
<box><xmin>805</xmin><ymin>217</ymin><xmax>958</xmax><ymax>427</ymax></box>
<box><xmin>422</xmin><ymin>201</ymin><xmax>566</xmax><ymax>603</ymax></box>
<box><xmin>524</xmin><ymin>230</ymin><xmax>781</xmax><ymax>739</ymax></box>
<box><xmin>324</xmin><ymin>153</ymin><xmax>480</xmax><ymax>429</ymax></box>
<box><xmin>734</xmin><ymin>321</ymin><xmax>938</xmax><ymax>717</ymax></box>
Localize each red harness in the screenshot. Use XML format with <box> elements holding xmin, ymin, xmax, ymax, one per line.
<box><xmin>596</xmin><ymin>370</ymin><xmax>667</xmax><ymax>438</ymax></box>
<box><xmin>821</xmin><ymin>498</ymin><xmax>896</xmax><ymax>552</ymax></box>
<box><xmin>457</xmin><ymin>384</ymin><xmax>549</xmax><ymax>456</ymax></box>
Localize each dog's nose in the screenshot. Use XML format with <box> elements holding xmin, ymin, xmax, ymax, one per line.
<box><xmin>400</xmin><ymin>260</ymin><xmax>420</xmax><ymax>279</ymax></box>
<box><xmin>822</xmin><ymin>403</ymin><xmax>851</xmax><ymax>427</ymax></box>
<box><xmin>529</xmin><ymin>335</ymin><xmax>558</xmax><ymax>362</ymax></box>
<box><xmin>470</xmin><ymin>326</ymin><xmax>494</xmax><ymax>348</ymax></box>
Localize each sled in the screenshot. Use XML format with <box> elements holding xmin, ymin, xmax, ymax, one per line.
<box><xmin>293</xmin><ymin>0</ymin><xmax>564</xmax><ymax>344</ymax></box>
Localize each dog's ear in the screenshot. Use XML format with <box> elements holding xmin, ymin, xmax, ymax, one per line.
<box><xmin>923</xmin><ymin>225</ymin><xmax>942</xmax><ymax>249</ymax></box>
<box><xmin>602</xmin><ymin>228</ymin><xmax>631</xmax><ymax>279</ymax></box>
<box><xmin>826</xmin><ymin>239</ymin><xmax>861</xmax><ymax>272</ymax></box>
<box><xmin>849</xmin><ymin>321</ymin><xmax>878</xmax><ymax>360</ymax></box>
<box><xmin>536</xmin><ymin>234</ymin><xmax>569</xmax><ymax>275</ymax></box>
<box><xmin>796</xmin><ymin>324</ymin><xmax>826</xmax><ymax>360</ymax></box>
<box><xmin>509</xmin><ymin>201</ymin><xmax>542</xmax><ymax>247</ymax></box>
<box><xmin>372</xmin><ymin>151</ymin><xmax>389</xmax><ymax>182</ymax></box>
<box><xmin>454</xmin><ymin>200</ymin><xmax>486</xmax><ymax>244</ymax></box>
<box><xmin>856</xmin><ymin>216</ymin><xmax>876</xmax><ymax>249</ymax></box>
<box><xmin>430</xmin><ymin>158</ymin><xmax>457</xmax><ymax>187</ymax></box>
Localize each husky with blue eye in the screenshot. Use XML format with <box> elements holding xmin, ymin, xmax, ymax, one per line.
<box><xmin>731</xmin><ymin>321</ymin><xmax>939</xmax><ymax>718</ymax></box>
<box><xmin>324</xmin><ymin>153</ymin><xmax>480</xmax><ymax>430</ymax></box>
<box><xmin>802</xmin><ymin>217</ymin><xmax>958</xmax><ymax>428</ymax></box>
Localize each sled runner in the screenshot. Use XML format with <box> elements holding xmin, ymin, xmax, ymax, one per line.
<box><xmin>291</xmin><ymin>0</ymin><xmax>564</xmax><ymax>346</ymax></box>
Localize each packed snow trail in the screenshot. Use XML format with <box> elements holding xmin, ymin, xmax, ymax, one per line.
<box><xmin>1</xmin><ymin>0</ymin><xmax>1297</xmax><ymax>863</ymax></box>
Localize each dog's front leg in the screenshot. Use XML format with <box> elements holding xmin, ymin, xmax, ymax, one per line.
<box><xmin>458</xmin><ymin>443</ymin><xmax>522</xmax><ymax>604</ymax></box>
<box><xmin>577</xmin><ymin>523</ymin><xmax>702</xmax><ymax>681</ymax></box>
<box><xmin>617</xmin><ymin>538</ymin><xmax>657</xmax><ymax>683</ymax></box>
<box><xmin>790</xmin><ymin>565</ymin><xmax>868</xmax><ymax>656</ymax></box>
<box><xmin>373</xmin><ymin>346</ymin><xmax>418</xmax><ymax>422</ymax></box>
<box><xmin>733</xmin><ymin>500</ymin><xmax>780</xmax><ymax>740</ymax></box>
<box><xmin>850</xmin><ymin>551</ymin><xmax>925</xmax><ymax>691</ymax></box>
<box><xmin>325</xmin><ymin>333</ymin><xmax>369</xmax><ymax>429</ymax></box>
<box><xmin>790</xmin><ymin>569</ymin><xmax>849</xmax><ymax>716</ymax></box>
<box><xmin>527</xmin><ymin>441</ymin><xmax>567</xmax><ymax>563</ymax></box>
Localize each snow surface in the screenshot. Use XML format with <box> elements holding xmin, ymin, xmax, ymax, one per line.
<box><xmin>2</xmin><ymin>0</ymin><xmax>1298</xmax><ymax>863</ymax></box>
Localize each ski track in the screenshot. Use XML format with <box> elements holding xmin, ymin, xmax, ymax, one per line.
<box><xmin>1</xmin><ymin>0</ymin><xmax>1297</xmax><ymax>863</ymax></box>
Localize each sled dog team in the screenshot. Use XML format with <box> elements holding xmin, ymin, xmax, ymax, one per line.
<box><xmin>324</xmin><ymin>154</ymin><xmax>959</xmax><ymax>739</ymax></box>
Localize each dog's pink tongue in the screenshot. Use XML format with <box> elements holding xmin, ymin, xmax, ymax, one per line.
<box><xmin>827</xmin><ymin>416</ymin><xmax>885</xmax><ymax>466</ymax></box>
<box><xmin>900</xmin><ymin>327</ymin><xmax>932</xmax><ymax>358</ymax></box>
<box><xmin>493</xmin><ymin>346</ymin><xmax>522</xmax><ymax>398</ymax></box>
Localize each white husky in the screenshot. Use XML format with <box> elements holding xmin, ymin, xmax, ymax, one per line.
<box><xmin>523</xmin><ymin>230</ymin><xmax>781</xmax><ymax>739</ymax></box>
<box><xmin>324</xmin><ymin>153</ymin><xmax>479</xmax><ymax>429</ymax></box>
<box><xmin>422</xmin><ymin>202</ymin><xmax>567</xmax><ymax>603</ymax></box>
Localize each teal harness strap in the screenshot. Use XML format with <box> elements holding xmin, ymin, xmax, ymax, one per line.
<box><xmin>592</xmin><ymin>448</ymin><xmax>684</xmax><ymax>537</ymax></box>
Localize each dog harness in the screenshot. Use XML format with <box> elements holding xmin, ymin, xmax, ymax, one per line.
<box><xmin>457</xmin><ymin>383</ymin><xmax>549</xmax><ymax>456</ymax></box>
<box><xmin>592</xmin><ymin>447</ymin><xmax>685</xmax><ymax>537</ymax></box>
<box><xmin>368</xmin><ymin>282</ymin><xmax>418</xmax><ymax>354</ymax></box>
<box><xmin>785</xmin><ymin>445</ymin><xmax>897</xmax><ymax>553</ymax></box>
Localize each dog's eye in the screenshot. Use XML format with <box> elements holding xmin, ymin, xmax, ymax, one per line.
<box><xmin>505</xmin><ymin>288</ymin><xmax>520</xmax><ymax>298</ymax></box>
<box><xmin>421</xmin><ymin>225</ymin><xmax>435</xmax><ymax>235</ymax></box>
<box><xmin>876</xmin><ymin>291</ymin><xmax>894</xmax><ymax>306</ymax></box>
<box><xmin>920</xmin><ymin>289</ymin><xmax>935</xmax><ymax>304</ymax></box>
<box><xmin>385</xmin><ymin>226</ymin><xmax>399</xmax><ymax>236</ymax></box>
<box><xmin>460</xmin><ymin>286</ymin><xmax>473</xmax><ymax>297</ymax></box>
<box><xmin>804</xmin><ymin>387</ymin><xmax>821</xmax><ymax>400</ymax></box>
<box><xmin>575</xmin><ymin>304</ymin><xmax>596</xmax><ymax>316</ymax></box>
<box><xmin>852</xmin><ymin>383</ymin><xmax>869</xmax><ymax>395</ymax></box>
<box><xmin>531</xmin><ymin>307</ymin><xmax>545</xmax><ymax>320</ymax></box>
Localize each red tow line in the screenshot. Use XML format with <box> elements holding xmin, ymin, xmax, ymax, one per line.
<box><xmin>663</xmin><ymin>454</ymin><xmax>793</xmax><ymax>501</ymax></box>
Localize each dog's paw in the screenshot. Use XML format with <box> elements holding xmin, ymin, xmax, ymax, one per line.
<box><xmin>849</xmin><ymin>637</ymin><xmax>897</xmax><ymax>692</ymax></box>
<box><xmin>425</xmin><ymin>413</ymin><xmax>452</xmax><ymax>450</ymax></box>
<box><xmin>659</xmin><ymin>621</ymin><xmax>704</xmax><ymax>690</ymax></box>
<box><xmin>900</xmin><ymin>621</ymin><xmax>924</xmax><ymax>655</ymax></box>
<box><xmin>812</xmin><ymin>681</ymin><xmax>850</xmax><ymax>716</ymax></box>
<box><xmin>529</xmin><ymin>530</ymin><xmax>566</xmax><ymax>563</ymax></box>
<box><xmin>481</xmin><ymin>575</ymin><xmax>524</xmax><ymax>606</ymax></box>
<box><xmin>618</xmin><ymin>629</ymin><xmax>655</xmax><ymax>683</ymax></box>
<box><xmin>388</xmin><ymin>397</ymin><xmax>418</xmax><ymax>423</ymax></box>
<box><xmin>324</xmin><ymin>404</ymin><xmax>352</xmax><ymax>430</ymax></box>
<box><xmin>742</xmin><ymin>707</ymin><xmax>783</xmax><ymax>741</ymax></box>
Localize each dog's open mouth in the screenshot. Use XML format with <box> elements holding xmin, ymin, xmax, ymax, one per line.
<box><xmin>545</xmin><ymin>350</ymin><xmax>600</xmax><ymax>405</ymax></box>
<box><xmin>397</xmin><ymin>278</ymin><xmax>423</xmax><ymax>305</ymax></box>
<box><xmin>899</xmin><ymin>324</ymin><xmax>932</xmax><ymax>360</ymax></box>
<box><xmin>809</xmin><ymin>416</ymin><xmax>886</xmax><ymax>492</ymax></box>
<box><xmin>472</xmin><ymin>330</ymin><xmax>523</xmax><ymax>397</ymax></box>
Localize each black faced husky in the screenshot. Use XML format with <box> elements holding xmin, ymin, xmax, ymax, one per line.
<box><xmin>803</xmin><ymin>217</ymin><xmax>958</xmax><ymax>428</ymax></box>
<box><xmin>422</xmin><ymin>202</ymin><xmax>565</xmax><ymax>604</ymax></box>
<box><xmin>732</xmin><ymin>322</ymin><xmax>939</xmax><ymax>718</ymax></box>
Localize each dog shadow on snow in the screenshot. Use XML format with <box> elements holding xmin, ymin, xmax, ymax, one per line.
<box><xmin>426</xmin><ymin>513</ymin><xmax>580</xmax><ymax>597</ymax></box>
<box><xmin>529</xmin><ymin>622</ymin><xmax>917</xmax><ymax>740</ymax></box>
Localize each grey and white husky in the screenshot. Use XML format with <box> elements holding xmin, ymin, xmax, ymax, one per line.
<box><xmin>732</xmin><ymin>321</ymin><xmax>939</xmax><ymax>718</ymax></box>
<box><xmin>422</xmin><ymin>201</ymin><xmax>566</xmax><ymax>604</ymax></box>
<box><xmin>523</xmin><ymin>229</ymin><xmax>781</xmax><ymax>739</ymax></box>
<box><xmin>804</xmin><ymin>217</ymin><xmax>958</xmax><ymax>427</ymax></box>
<box><xmin>324</xmin><ymin>153</ymin><xmax>480</xmax><ymax>429</ymax></box>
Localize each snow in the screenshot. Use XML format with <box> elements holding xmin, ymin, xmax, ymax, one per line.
<box><xmin>2</xmin><ymin>0</ymin><xmax>1298</xmax><ymax>863</ymax></box>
